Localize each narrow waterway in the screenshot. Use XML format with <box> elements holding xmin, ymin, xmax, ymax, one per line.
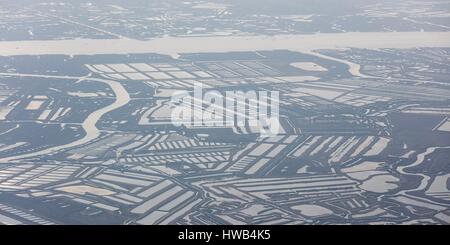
<box><xmin>0</xmin><ymin>74</ymin><xmax>130</xmax><ymax>163</ymax></box>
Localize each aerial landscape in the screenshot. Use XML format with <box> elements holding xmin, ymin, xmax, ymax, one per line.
<box><xmin>0</xmin><ymin>0</ymin><xmax>450</xmax><ymax>225</ymax></box>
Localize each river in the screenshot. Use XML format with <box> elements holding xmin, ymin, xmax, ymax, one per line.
<box><xmin>0</xmin><ymin>32</ymin><xmax>450</xmax><ymax>57</ymax></box>
<box><xmin>0</xmin><ymin>74</ymin><xmax>130</xmax><ymax>163</ymax></box>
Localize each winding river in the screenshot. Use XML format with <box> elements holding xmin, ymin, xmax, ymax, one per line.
<box><xmin>396</xmin><ymin>146</ymin><xmax>450</xmax><ymax>197</ymax></box>
<box><xmin>0</xmin><ymin>74</ymin><xmax>130</xmax><ymax>163</ymax></box>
